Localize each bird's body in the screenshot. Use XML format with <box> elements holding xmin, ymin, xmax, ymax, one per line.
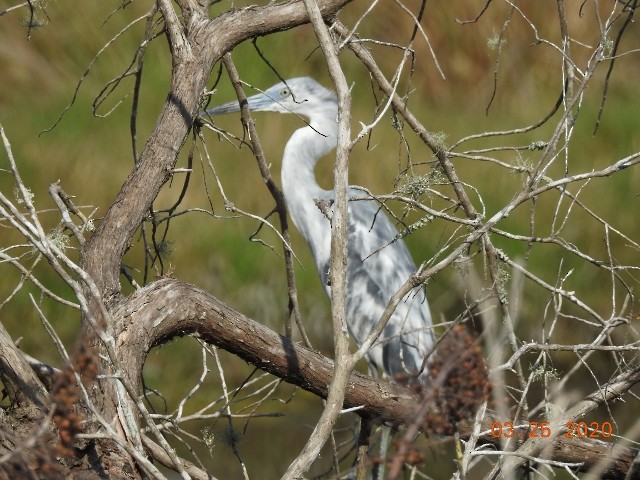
<box><xmin>205</xmin><ymin>77</ymin><xmax>434</xmax><ymax>381</ymax></box>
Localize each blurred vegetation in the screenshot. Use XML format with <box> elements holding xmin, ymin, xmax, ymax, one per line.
<box><xmin>1</xmin><ymin>0</ymin><xmax>639</xmax><ymax>478</ymax></box>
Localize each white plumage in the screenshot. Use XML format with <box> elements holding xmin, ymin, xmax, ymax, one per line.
<box><xmin>205</xmin><ymin>77</ymin><xmax>434</xmax><ymax>381</ymax></box>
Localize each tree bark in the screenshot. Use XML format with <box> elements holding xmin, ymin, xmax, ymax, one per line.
<box><xmin>112</xmin><ymin>278</ymin><xmax>639</xmax><ymax>480</ymax></box>
<box><xmin>72</xmin><ymin>0</ymin><xmax>352</xmax><ymax>476</ymax></box>
<box><xmin>80</xmin><ymin>0</ymin><xmax>352</xmax><ymax>300</ymax></box>
<box><xmin>2</xmin><ymin>1</ymin><xmax>639</xmax><ymax>479</ymax></box>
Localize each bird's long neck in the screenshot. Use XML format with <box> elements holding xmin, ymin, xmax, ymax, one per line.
<box><xmin>281</xmin><ymin>113</ymin><xmax>338</xmax><ymax>264</ymax></box>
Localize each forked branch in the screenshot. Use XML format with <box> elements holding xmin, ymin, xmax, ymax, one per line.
<box><xmin>112</xmin><ymin>278</ymin><xmax>639</xmax><ymax>479</ymax></box>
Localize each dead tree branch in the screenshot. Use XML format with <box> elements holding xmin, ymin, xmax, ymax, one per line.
<box><xmin>111</xmin><ymin>278</ymin><xmax>639</xmax><ymax>479</ymax></box>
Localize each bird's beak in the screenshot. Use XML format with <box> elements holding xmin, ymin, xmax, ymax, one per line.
<box><xmin>202</xmin><ymin>92</ymin><xmax>275</xmax><ymax>117</ymax></box>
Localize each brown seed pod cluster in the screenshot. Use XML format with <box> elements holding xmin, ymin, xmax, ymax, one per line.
<box><xmin>0</xmin><ymin>427</ymin><xmax>66</xmax><ymax>480</ymax></box>
<box><xmin>420</xmin><ymin>325</ymin><xmax>491</xmax><ymax>436</ymax></box>
<box><xmin>0</xmin><ymin>341</ymin><xmax>100</xmax><ymax>480</ymax></box>
<box><xmin>50</xmin><ymin>342</ymin><xmax>98</xmax><ymax>457</ymax></box>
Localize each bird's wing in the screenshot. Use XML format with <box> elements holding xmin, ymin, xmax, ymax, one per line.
<box><xmin>343</xmin><ymin>191</ymin><xmax>434</xmax><ymax>379</ymax></box>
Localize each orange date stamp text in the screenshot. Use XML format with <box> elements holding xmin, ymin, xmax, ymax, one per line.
<box><xmin>490</xmin><ymin>420</ymin><xmax>613</xmax><ymax>439</ymax></box>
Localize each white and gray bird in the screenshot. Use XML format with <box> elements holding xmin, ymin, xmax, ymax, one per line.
<box><xmin>204</xmin><ymin>77</ymin><xmax>434</xmax><ymax>382</ymax></box>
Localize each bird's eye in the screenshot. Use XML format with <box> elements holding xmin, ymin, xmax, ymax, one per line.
<box><xmin>280</xmin><ymin>87</ymin><xmax>290</xmax><ymax>97</ymax></box>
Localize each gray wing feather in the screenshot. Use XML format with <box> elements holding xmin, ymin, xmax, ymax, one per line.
<box><xmin>318</xmin><ymin>190</ymin><xmax>434</xmax><ymax>380</ymax></box>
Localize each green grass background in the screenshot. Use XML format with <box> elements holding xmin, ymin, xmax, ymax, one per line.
<box><xmin>1</xmin><ymin>1</ymin><xmax>639</xmax><ymax>477</ymax></box>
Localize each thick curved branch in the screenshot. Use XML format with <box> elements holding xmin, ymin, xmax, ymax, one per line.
<box><xmin>113</xmin><ymin>278</ymin><xmax>414</xmax><ymax>425</ymax></box>
<box><xmin>80</xmin><ymin>0</ymin><xmax>352</xmax><ymax>299</ymax></box>
<box><xmin>70</xmin><ymin>1</ymin><xmax>350</xmax><ymax>474</ymax></box>
<box><xmin>0</xmin><ymin>321</ymin><xmax>48</xmax><ymax>415</ymax></box>
<box><xmin>112</xmin><ymin>278</ymin><xmax>638</xmax><ymax>479</ymax></box>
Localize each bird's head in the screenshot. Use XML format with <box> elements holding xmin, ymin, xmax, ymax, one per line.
<box><xmin>203</xmin><ymin>77</ymin><xmax>337</xmax><ymax>121</ymax></box>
